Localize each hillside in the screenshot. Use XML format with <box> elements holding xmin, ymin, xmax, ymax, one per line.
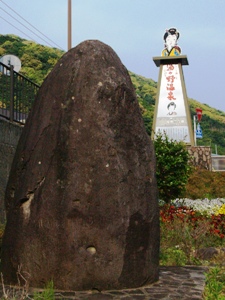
<box><xmin>131</xmin><ymin>75</ymin><xmax>225</xmax><ymax>155</ymax></box>
<box><xmin>0</xmin><ymin>34</ymin><xmax>64</xmax><ymax>85</ymax></box>
<box><xmin>1</xmin><ymin>34</ymin><xmax>225</xmax><ymax>154</ymax></box>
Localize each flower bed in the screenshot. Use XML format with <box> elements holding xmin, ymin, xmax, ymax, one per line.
<box><xmin>160</xmin><ymin>198</ymin><xmax>225</xmax><ymax>266</ymax></box>
<box><xmin>172</xmin><ymin>198</ymin><xmax>225</xmax><ymax>216</ymax></box>
<box><xmin>161</xmin><ymin>198</ymin><xmax>225</xmax><ymax>240</ymax></box>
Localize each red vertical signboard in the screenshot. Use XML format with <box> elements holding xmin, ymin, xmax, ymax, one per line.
<box><xmin>196</xmin><ymin>108</ymin><xmax>202</xmax><ymax>122</ymax></box>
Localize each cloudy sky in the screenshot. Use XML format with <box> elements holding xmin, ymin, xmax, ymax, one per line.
<box><xmin>1</xmin><ymin>0</ymin><xmax>225</xmax><ymax>112</ymax></box>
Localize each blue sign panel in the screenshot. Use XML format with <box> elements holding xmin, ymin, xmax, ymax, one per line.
<box><xmin>196</xmin><ymin>123</ymin><xmax>203</xmax><ymax>139</ymax></box>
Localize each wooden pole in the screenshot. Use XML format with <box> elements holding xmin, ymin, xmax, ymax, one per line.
<box><xmin>68</xmin><ymin>0</ymin><xmax>72</xmax><ymax>50</ymax></box>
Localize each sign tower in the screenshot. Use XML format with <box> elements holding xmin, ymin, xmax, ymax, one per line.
<box><xmin>152</xmin><ymin>28</ymin><xmax>194</xmax><ymax>145</ymax></box>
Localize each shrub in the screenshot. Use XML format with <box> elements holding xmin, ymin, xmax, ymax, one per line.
<box><xmin>153</xmin><ymin>132</ymin><xmax>191</xmax><ymax>203</ymax></box>
<box><xmin>160</xmin><ymin>247</ymin><xmax>187</xmax><ymax>266</ymax></box>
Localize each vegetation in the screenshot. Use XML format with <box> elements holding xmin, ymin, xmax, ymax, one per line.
<box><xmin>129</xmin><ymin>72</ymin><xmax>157</xmax><ymax>135</ymax></box>
<box><xmin>154</xmin><ymin>132</ymin><xmax>191</xmax><ymax>202</ymax></box>
<box><xmin>204</xmin><ymin>267</ymin><xmax>225</xmax><ymax>299</ymax></box>
<box><xmin>33</xmin><ymin>281</ymin><xmax>55</xmax><ymax>300</ymax></box>
<box><xmin>189</xmin><ymin>99</ymin><xmax>225</xmax><ymax>155</ymax></box>
<box><xmin>185</xmin><ymin>168</ymin><xmax>225</xmax><ymax>199</ymax></box>
<box><xmin>1</xmin><ymin>34</ymin><xmax>225</xmax><ymax>298</ymax></box>
<box><xmin>153</xmin><ymin>133</ymin><xmax>225</xmax><ymax>202</ymax></box>
<box><xmin>0</xmin><ymin>277</ymin><xmax>56</xmax><ymax>299</ymax></box>
<box><xmin>160</xmin><ymin>200</ymin><xmax>225</xmax><ymax>299</ymax></box>
<box><xmin>1</xmin><ymin>34</ymin><xmax>225</xmax><ymax>153</ymax></box>
<box><xmin>160</xmin><ymin>203</ymin><xmax>225</xmax><ymax>265</ymax></box>
<box><xmin>0</xmin><ymin>34</ymin><xmax>64</xmax><ymax>85</ymax></box>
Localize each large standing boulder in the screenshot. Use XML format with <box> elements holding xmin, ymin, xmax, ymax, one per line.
<box><xmin>1</xmin><ymin>40</ymin><xmax>159</xmax><ymax>291</ymax></box>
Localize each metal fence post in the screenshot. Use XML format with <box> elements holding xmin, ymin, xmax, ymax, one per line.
<box><xmin>10</xmin><ymin>65</ymin><xmax>14</xmax><ymax>122</ymax></box>
<box><xmin>0</xmin><ymin>62</ymin><xmax>40</xmax><ymax>123</ymax></box>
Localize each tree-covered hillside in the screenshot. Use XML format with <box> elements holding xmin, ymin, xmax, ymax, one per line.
<box><xmin>131</xmin><ymin>74</ymin><xmax>225</xmax><ymax>154</ymax></box>
<box><xmin>0</xmin><ymin>34</ymin><xmax>64</xmax><ymax>85</ymax></box>
<box><xmin>189</xmin><ymin>100</ymin><xmax>225</xmax><ymax>154</ymax></box>
<box><xmin>129</xmin><ymin>72</ymin><xmax>157</xmax><ymax>135</ymax></box>
<box><xmin>1</xmin><ymin>34</ymin><xmax>225</xmax><ymax>154</ymax></box>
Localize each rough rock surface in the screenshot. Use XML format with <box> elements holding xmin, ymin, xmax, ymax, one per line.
<box><xmin>0</xmin><ymin>120</ymin><xmax>23</xmax><ymax>223</ymax></box>
<box><xmin>1</xmin><ymin>40</ymin><xmax>159</xmax><ymax>291</ymax></box>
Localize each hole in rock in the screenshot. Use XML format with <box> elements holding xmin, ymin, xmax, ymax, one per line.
<box><xmin>73</xmin><ymin>199</ymin><xmax>80</xmax><ymax>203</ymax></box>
<box><xmin>72</xmin><ymin>199</ymin><xmax>81</xmax><ymax>207</ymax></box>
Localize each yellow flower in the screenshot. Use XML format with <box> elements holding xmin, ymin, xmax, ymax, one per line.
<box><xmin>214</xmin><ymin>204</ymin><xmax>225</xmax><ymax>215</ymax></box>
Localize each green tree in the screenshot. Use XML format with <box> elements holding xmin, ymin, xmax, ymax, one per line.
<box><xmin>153</xmin><ymin>132</ymin><xmax>191</xmax><ymax>203</ymax></box>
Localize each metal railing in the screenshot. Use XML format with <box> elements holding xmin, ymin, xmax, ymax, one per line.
<box><xmin>0</xmin><ymin>62</ymin><xmax>40</xmax><ymax>124</ymax></box>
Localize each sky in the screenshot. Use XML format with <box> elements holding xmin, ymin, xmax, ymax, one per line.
<box><xmin>1</xmin><ymin>0</ymin><xmax>225</xmax><ymax>112</ymax></box>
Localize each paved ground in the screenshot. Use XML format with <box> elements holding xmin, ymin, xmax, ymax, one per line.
<box><xmin>1</xmin><ymin>266</ymin><xmax>208</xmax><ymax>299</ymax></box>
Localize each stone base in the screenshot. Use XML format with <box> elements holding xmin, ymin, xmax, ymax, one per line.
<box><xmin>187</xmin><ymin>146</ymin><xmax>212</xmax><ymax>170</ymax></box>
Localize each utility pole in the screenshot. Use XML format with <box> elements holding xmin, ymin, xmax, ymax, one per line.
<box><xmin>68</xmin><ymin>0</ymin><xmax>72</xmax><ymax>50</ymax></box>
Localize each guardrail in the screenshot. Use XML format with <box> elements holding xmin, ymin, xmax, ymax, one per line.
<box><xmin>212</xmin><ymin>155</ymin><xmax>225</xmax><ymax>172</ymax></box>
<box><xmin>0</xmin><ymin>62</ymin><xmax>40</xmax><ymax>124</ymax></box>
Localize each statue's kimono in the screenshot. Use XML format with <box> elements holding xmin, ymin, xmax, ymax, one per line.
<box><xmin>161</xmin><ymin>46</ymin><xmax>181</xmax><ymax>56</ymax></box>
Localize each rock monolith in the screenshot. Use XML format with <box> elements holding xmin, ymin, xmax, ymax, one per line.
<box><xmin>1</xmin><ymin>40</ymin><xmax>159</xmax><ymax>291</ymax></box>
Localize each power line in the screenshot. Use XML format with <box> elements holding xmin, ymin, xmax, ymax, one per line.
<box><xmin>0</xmin><ymin>7</ymin><xmax>59</xmax><ymax>49</ymax></box>
<box><xmin>0</xmin><ymin>0</ymin><xmax>64</xmax><ymax>50</ymax></box>
<box><xmin>0</xmin><ymin>0</ymin><xmax>64</xmax><ymax>49</ymax></box>
<box><xmin>0</xmin><ymin>15</ymin><xmax>38</xmax><ymax>42</ymax></box>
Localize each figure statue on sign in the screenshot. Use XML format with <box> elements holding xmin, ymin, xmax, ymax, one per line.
<box><xmin>162</xmin><ymin>28</ymin><xmax>181</xmax><ymax>56</ymax></box>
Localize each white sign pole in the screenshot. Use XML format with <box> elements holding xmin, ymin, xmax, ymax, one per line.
<box><xmin>193</xmin><ymin>115</ymin><xmax>197</xmax><ymax>146</ymax></box>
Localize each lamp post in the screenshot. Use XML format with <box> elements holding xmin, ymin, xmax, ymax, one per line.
<box><xmin>68</xmin><ymin>0</ymin><xmax>72</xmax><ymax>50</ymax></box>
